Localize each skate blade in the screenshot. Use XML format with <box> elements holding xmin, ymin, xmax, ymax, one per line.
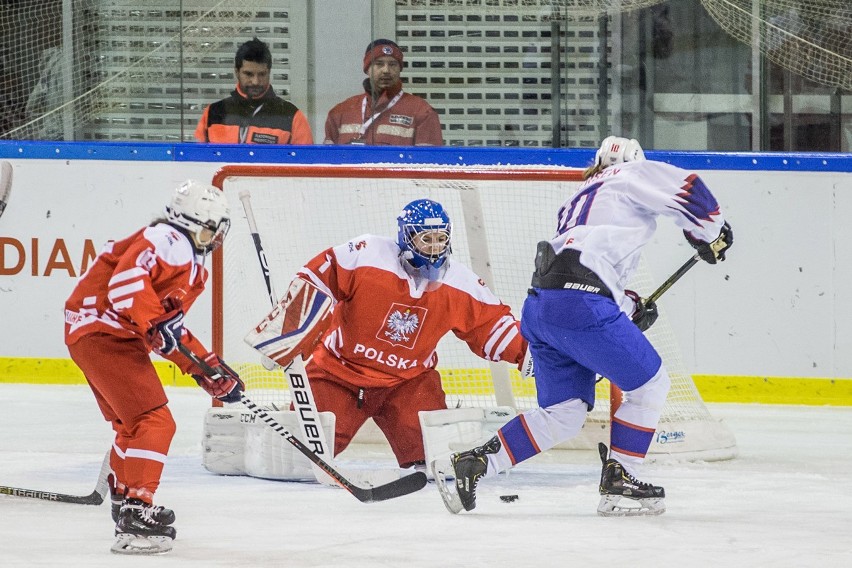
<box><xmin>597</xmin><ymin>494</ymin><xmax>665</xmax><ymax>517</ymax></box>
<box><xmin>111</xmin><ymin>533</ymin><xmax>174</xmax><ymax>555</ymax></box>
<box><xmin>430</xmin><ymin>458</ymin><xmax>464</xmax><ymax>515</ymax></box>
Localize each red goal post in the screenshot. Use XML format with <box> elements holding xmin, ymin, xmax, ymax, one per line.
<box><xmin>210</xmin><ymin>164</ymin><xmax>737</xmax><ymax>461</ymax></box>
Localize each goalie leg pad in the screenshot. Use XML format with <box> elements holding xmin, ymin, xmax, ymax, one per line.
<box><xmin>419</xmin><ymin>407</ymin><xmax>516</xmax><ymax>477</ymax></box>
<box><xmin>243</xmin><ymin>409</ymin><xmax>336</xmax><ymax>481</ymax></box>
<box><xmin>202</xmin><ymin>408</ymin><xmax>247</xmax><ymax>476</ymax></box>
<box><xmin>244</xmin><ymin>277</ymin><xmax>333</xmax><ymax>368</ymax></box>
<box><xmin>202</xmin><ymin>407</ymin><xmax>336</xmax><ymax>480</ymax></box>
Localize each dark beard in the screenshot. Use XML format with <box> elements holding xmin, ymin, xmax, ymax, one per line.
<box><xmin>243</xmin><ymin>85</ymin><xmax>267</xmax><ymax>99</ymax></box>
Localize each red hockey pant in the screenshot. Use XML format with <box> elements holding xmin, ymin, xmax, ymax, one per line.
<box><xmin>68</xmin><ymin>333</ymin><xmax>176</xmax><ymax>503</ymax></box>
<box><xmin>306</xmin><ymin>363</ymin><xmax>447</xmax><ymax>468</ymax></box>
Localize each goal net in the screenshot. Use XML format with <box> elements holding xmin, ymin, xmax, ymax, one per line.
<box><xmin>212</xmin><ymin>164</ymin><xmax>737</xmax><ymax>461</ymax></box>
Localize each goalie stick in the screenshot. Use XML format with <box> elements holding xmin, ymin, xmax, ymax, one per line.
<box><xmin>0</xmin><ymin>450</ymin><xmax>110</xmax><ymax>506</ymax></box>
<box><xmin>178</xmin><ymin>343</ymin><xmax>427</xmax><ymax>502</ymax></box>
<box><xmin>238</xmin><ymin>189</ymin><xmax>336</xmax><ymax>486</ymax></box>
<box><xmin>0</xmin><ymin>160</ymin><xmax>12</xmax><ymax>219</ymax></box>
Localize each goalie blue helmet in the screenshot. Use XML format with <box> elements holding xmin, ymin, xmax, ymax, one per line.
<box><xmin>397</xmin><ymin>199</ymin><xmax>452</xmax><ymax>282</ymax></box>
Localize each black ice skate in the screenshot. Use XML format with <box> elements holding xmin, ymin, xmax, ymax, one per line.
<box><xmin>109</xmin><ymin>476</ymin><xmax>176</xmax><ymax>526</ymax></box>
<box><xmin>450</xmin><ymin>435</ymin><xmax>501</xmax><ymax>512</ymax></box>
<box><xmin>597</xmin><ymin>443</ymin><xmax>665</xmax><ymax>517</ymax></box>
<box><xmin>111</xmin><ymin>498</ymin><xmax>177</xmax><ymax>555</ymax></box>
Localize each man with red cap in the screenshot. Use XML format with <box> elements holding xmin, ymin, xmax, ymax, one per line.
<box><xmin>324</xmin><ymin>39</ymin><xmax>443</xmax><ymax>146</ymax></box>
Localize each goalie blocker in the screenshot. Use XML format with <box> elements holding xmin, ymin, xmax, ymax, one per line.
<box><xmin>245</xmin><ymin>277</ymin><xmax>333</xmax><ymax>368</ymax></box>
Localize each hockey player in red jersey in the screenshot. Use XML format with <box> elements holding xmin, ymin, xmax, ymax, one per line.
<box><xmin>289</xmin><ymin>199</ymin><xmax>528</xmax><ymax>470</ymax></box>
<box><xmin>64</xmin><ymin>180</ymin><xmax>243</xmax><ymax>554</ymax></box>
<box><xmin>440</xmin><ymin>136</ymin><xmax>733</xmax><ymax>516</ymax></box>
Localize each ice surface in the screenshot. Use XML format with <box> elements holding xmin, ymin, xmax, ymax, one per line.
<box><xmin>1</xmin><ymin>384</ymin><xmax>849</xmax><ymax>567</ymax></box>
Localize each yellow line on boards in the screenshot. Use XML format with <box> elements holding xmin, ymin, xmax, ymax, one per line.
<box><xmin>0</xmin><ymin>357</ymin><xmax>197</xmax><ymax>387</ymax></box>
<box><xmin>692</xmin><ymin>375</ymin><xmax>852</xmax><ymax>406</ymax></box>
<box><xmin>1</xmin><ymin>359</ymin><xmax>851</xmax><ymax>406</ymax></box>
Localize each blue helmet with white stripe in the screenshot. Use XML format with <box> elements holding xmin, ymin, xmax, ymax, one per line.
<box><xmin>397</xmin><ymin>199</ymin><xmax>452</xmax><ymax>281</ymax></box>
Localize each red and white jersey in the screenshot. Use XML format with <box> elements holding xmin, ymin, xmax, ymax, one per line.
<box><xmin>298</xmin><ymin>235</ymin><xmax>526</xmax><ymax>388</ymax></box>
<box><xmin>551</xmin><ymin>160</ymin><xmax>728</xmax><ymax>309</ymax></box>
<box><xmin>64</xmin><ymin>223</ymin><xmax>208</xmax><ymax>370</ymax></box>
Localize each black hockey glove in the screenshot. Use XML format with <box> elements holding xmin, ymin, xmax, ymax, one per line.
<box><xmin>684</xmin><ymin>221</ymin><xmax>733</xmax><ymax>264</ymax></box>
<box><xmin>147</xmin><ymin>306</ymin><xmax>184</xmax><ymax>356</ymax></box>
<box><xmin>625</xmin><ymin>289</ymin><xmax>658</xmax><ymax>332</ymax></box>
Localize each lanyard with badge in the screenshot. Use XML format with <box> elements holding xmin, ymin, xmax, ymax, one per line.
<box><xmin>239</xmin><ymin>104</ymin><xmax>265</xmax><ymax>144</ymax></box>
<box><xmin>350</xmin><ymin>91</ymin><xmax>403</xmax><ymax>145</ymax></box>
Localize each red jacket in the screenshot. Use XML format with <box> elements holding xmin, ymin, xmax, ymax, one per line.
<box><xmin>324</xmin><ymin>81</ymin><xmax>443</xmax><ymax>146</ymax></box>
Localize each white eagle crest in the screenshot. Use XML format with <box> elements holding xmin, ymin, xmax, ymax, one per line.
<box><xmin>385</xmin><ymin>309</ymin><xmax>420</xmax><ymax>343</ymax></box>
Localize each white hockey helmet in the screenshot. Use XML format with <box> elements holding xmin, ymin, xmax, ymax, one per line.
<box><xmin>594</xmin><ymin>136</ymin><xmax>645</xmax><ymax>168</ymax></box>
<box><xmin>165</xmin><ymin>180</ymin><xmax>231</xmax><ymax>253</ymax></box>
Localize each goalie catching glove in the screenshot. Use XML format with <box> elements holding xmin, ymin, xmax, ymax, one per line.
<box><xmin>244</xmin><ymin>277</ymin><xmax>333</xmax><ymax>368</ymax></box>
<box><xmin>625</xmin><ymin>289</ymin><xmax>658</xmax><ymax>332</ymax></box>
<box><xmin>191</xmin><ymin>353</ymin><xmax>244</xmax><ymax>403</ymax></box>
<box><xmin>684</xmin><ymin>221</ymin><xmax>733</xmax><ymax>264</ymax></box>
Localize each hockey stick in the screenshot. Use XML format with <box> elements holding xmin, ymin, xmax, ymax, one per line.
<box><xmin>238</xmin><ymin>189</ymin><xmax>335</xmax><ymax>486</ymax></box>
<box><xmin>0</xmin><ymin>450</ymin><xmax>110</xmax><ymax>506</ymax></box>
<box><xmin>646</xmin><ymin>253</ymin><xmax>701</xmax><ymax>304</ymax></box>
<box><xmin>0</xmin><ymin>161</ymin><xmax>12</xmax><ymax>219</ymax></box>
<box><xmin>178</xmin><ymin>343</ymin><xmax>427</xmax><ymax>502</ymax></box>
<box><xmin>238</xmin><ymin>190</ymin><xmax>277</xmax><ymax>308</ymax></box>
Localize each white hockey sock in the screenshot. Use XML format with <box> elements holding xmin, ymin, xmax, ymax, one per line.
<box><xmin>486</xmin><ymin>398</ymin><xmax>587</xmax><ymax>475</ymax></box>
<box><xmin>611</xmin><ymin>367</ymin><xmax>671</xmax><ymax>477</ymax></box>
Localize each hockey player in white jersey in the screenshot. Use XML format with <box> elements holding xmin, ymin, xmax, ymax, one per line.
<box><xmin>441</xmin><ymin>136</ymin><xmax>733</xmax><ymax>516</ymax></box>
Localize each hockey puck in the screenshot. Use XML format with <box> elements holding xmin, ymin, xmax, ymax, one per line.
<box><xmin>500</xmin><ymin>494</ymin><xmax>519</xmax><ymax>503</ymax></box>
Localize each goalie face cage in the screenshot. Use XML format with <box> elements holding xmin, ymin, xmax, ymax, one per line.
<box><xmin>212</xmin><ymin>165</ymin><xmax>736</xmax><ymax>461</ymax></box>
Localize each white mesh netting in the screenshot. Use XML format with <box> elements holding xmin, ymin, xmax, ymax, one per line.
<box><xmin>701</xmin><ymin>0</ymin><xmax>852</xmax><ymax>89</ymax></box>
<box><xmin>1</xmin><ymin>0</ymin><xmax>291</xmax><ymax>141</ymax></box>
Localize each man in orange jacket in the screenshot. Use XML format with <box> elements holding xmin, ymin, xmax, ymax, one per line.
<box><xmin>195</xmin><ymin>37</ymin><xmax>313</xmax><ymax>145</ymax></box>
